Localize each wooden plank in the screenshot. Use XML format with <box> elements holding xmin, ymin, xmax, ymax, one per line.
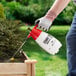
<box><xmin>0</xmin><ymin>53</ymin><xmax>37</xmax><ymax>76</ymax></box>
<box><xmin>31</xmin><ymin>64</ymin><xmax>35</xmax><ymax>76</ymax></box>
<box><xmin>0</xmin><ymin>74</ymin><xmax>27</xmax><ymax>76</ymax></box>
<box><xmin>0</xmin><ymin>63</ymin><xmax>27</xmax><ymax>74</ymax></box>
<box><xmin>27</xmin><ymin>64</ymin><xmax>31</xmax><ymax>76</ymax></box>
<box><xmin>25</xmin><ymin>60</ymin><xmax>37</xmax><ymax>76</ymax></box>
<box><xmin>25</xmin><ymin>60</ymin><xmax>32</xmax><ymax>76</ymax></box>
<box><xmin>22</xmin><ymin>52</ymin><xmax>29</xmax><ymax>60</ymax></box>
<box><xmin>31</xmin><ymin>60</ymin><xmax>37</xmax><ymax>76</ymax></box>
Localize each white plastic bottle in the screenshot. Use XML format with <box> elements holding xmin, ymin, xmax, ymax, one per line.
<box><xmin>27</xmin><ymin>25</ymin><xmax>62</xmax><ymax>55</ymax></box>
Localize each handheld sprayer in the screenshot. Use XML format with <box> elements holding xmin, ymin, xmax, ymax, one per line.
<box><xmin>27</xmin><ymin>24</ymin><xmax>62</xmax><ymax>55</ymax></box>
<box><xmin>9</xmin><ymin>24</ymin><xmax>62</xmax><ymax>62</ymax></box>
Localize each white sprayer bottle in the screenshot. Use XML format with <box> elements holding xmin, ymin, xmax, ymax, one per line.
<box><xmin>27</xmin><ymin>24</ymin><xmax>62</xmax><ymax>55</ymax></box>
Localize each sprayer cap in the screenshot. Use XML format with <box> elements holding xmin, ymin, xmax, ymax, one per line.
<box><xmin>27</xmin><ymin>25</ymin><xmax>42</xmax><ymax>40</ymax></box>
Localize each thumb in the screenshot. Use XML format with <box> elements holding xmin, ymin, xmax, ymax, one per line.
<box><xmin>35</xmin><ymin>19</ymin><xmax>40</xmax><ymax>25</ymax></box>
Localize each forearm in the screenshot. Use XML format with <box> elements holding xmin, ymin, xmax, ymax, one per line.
<box><xmin>45</xmin><ymin>0</ymin><xmax>71</xmax><ymax>21</ymax></box>
<box><xmin>50</xmin><ymin>0</ymin><xmax>71</xmax><ymax>15</ymax></box>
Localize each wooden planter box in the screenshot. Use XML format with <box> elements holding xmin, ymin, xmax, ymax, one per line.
<box><xmin>0</xmin><ymin>52</ymin><xmax>37</xmax><ymax>76</ymax></box>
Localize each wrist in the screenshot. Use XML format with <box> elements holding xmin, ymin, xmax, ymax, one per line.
<box><xmin>45</xmin><ymin>10</ymin><xmax>57</xmax><ymax>22</ymax></box>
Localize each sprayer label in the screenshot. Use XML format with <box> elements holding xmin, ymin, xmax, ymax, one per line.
<box><xmin>43</xmin><ymin>35</ymin><xmax>53</xmax><ymax>44</ymax></box>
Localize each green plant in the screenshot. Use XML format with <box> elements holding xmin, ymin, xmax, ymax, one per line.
<box><xmin>1</xmin><ymin>0</ymin><xmax>75</xmax><ymax>25</ymax></box>
<box><xmin>0</xmin><ymin>19</ymin><xmax>26</xmax><ymax>62</ymax></box>
<box><xmin>13</xmin><ymin>4</ymin><xmax>43</xmax><ymax>23</ymax></box>
<box><xmin>4</xmin><ymin>1</ymin><xmax>20</xmax><ymax>20</ymax></box>
<box><xmin>0</xmin><ymin>0</ymin><xmax>7</xmax><ymax>6</ymax></box>
<box><xmin>16</xmin><ymin>0</ymin><xmax>30</xmax><ymax>5</ymax></box>
<box><xmin>0</xmin><ymin>3</ymin><xmax>6</xmax><ymax>19</ymax></box>
<box><xmin>4</xmin><ymin>1</ymin><xmax>54</xmax><ymax>23</ymax></box>
<box><xmin>62</xmin><ymin>1</ymin><xmax>75</xmax><ymax>24</ymax></box>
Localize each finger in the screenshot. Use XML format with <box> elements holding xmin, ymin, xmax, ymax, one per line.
<box><xmin>42</xmin><ymin>27</ymin><xmax>46</xmax><ymax>31</ymax></box>
<box><xmin>44</xmin><ymin>28</ymin><xmax>47</xmax><ymax>31</ymax></box>
<box><xmin>48</xmin><ymin>25</ymin><xmax>52</xmax><ymax>30</ymax></box>
<box><xmin>45</xmin><ymin>26</ymin><xmax>50</xmax><ymax>31</ymax></box>
<box><xmin>41</xmin><ymin>27</ymin><xmax>47</xmax><ymax>31</ymax></box>
<box><xmin>35</xmin><ymin>19</ymin><xmax>40</xmax><ymax>25</ymax></box>
<box><xmin>39</xmin><ymin>26</ymin><xmax>42</xmax><ymax>28</ymax></box>
<box><xmin>46</xmin><ymin>29</ymin><xmax>48</xmax><ymax>31</ymax></box>
<box><xmin>43</xmin><ymin>27</ymin><xmax>45</xmax><ymax>30</ymax></box>
<box><xmin>48</xmin><ymin>27</ymin><xmax>50</xmax><ymax>30</ymax></box>
<box><xmin>45</xmin><ymin>28</ymin><xmax>48</xmax><ymax>31</ymax></box>
<box><xmin>38</xmin><ymin>25</ymin><xmax>41</xmax><ymax>28</ymax></box>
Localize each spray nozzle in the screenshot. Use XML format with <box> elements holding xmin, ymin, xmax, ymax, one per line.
<box><xmin>27</xmin><ymin>24</ymin><xmax>42</xmax><ymax>40</ymax></box>
<box><xmin>28</xmin><ymin>27</ymin><xmax>32</xmax><ymax>31</ymax></box>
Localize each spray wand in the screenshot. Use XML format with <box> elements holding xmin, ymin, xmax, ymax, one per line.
<box><xmin>8</xmin><ymin>28</ymin><xmax>32</xmax><ymax>62</ymax></box>
<box><xmin>10</xmin><ymin>38</ymin><xmax>28</xmax><ymax>61</ymax></box>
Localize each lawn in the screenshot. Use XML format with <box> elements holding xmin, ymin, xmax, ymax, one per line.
<box><xmin>21</xmin><ymin>25</ymin><xmax>70</xmax><ymax>76</ymax></box>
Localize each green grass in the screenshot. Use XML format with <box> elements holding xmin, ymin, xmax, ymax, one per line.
<box><xmin>21</xmin><ymin>25</ymin><xmax>70</xmax><ymax>76</ymax></box>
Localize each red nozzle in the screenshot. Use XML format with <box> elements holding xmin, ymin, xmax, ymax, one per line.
<box><xmin>27</xmin><ymin>34</ymin><xmax>31</xmax><ymax>38</ymax></box>
<box><xmin>27</xmin><ymin>24</ymin><xmax>42</xmax><ymax>40</ymax></box>
<box><xmin>34</xmin><ymin>24</ymin><xmax>38</xmax><ymax>29</ymax></box>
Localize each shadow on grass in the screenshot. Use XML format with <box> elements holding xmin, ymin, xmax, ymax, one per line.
<box><xmin>47</xmin><ymin>29</ymin><xmax>68</xmax><ymax>60</ymax></box>
<box><xmin>23</xmin><ymin>36</ymin><xmax>66</xmax><ymax>61</ymax></box>
<box><xmin>23</xmin><ymin>38</ymin><xmax>53</xmax><ymax>61</ymax></box>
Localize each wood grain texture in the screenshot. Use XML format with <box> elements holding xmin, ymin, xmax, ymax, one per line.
<box><xmin>0</xmin><ymin>53</ymin><xmax>37</xmax><ymax>76</ymax></box>
<box><xmin>31</xmin><ymin>64</ymin><xmax>35</xmax><ymax>76</ymax></box>
<box><xmin>0</xmin><ymin>74</ymin><xmax>27</xmax><ymax>76</ymax></box>
<box><xmin>25</xmin><ymin>60</ymin><xmax>32</xmax><ymax>76</ymax></box>
<box><xmin>0</xmin><ymin>63</ymin><xmax>27</xmax><ymax>74</ymax></box>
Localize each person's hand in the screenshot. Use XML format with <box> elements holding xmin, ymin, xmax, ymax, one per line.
<box><xmin>35</xmin><ymin>16</ymin><xmax>52</xmax><ymax>31</ymax></box>
<box><xmin>35</xmin><ymin>10</ymin><xmax>57</xmax><ymax>31</ymax></box>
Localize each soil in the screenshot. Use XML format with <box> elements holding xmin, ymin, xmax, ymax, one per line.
<box><xmin>0</xmin><ymin>52</ymin><xmax>27</xmax><ymax>63</ymax></box>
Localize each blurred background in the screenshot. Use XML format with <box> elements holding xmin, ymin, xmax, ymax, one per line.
<box><xmin>0</xmin><ymin>0</ymin><xmax>76</xmax><ymax>25</ymax></box>
<box><xmin>0</xmin><ymin>0</ymin><xmax>76</xmax><ymax>76</ymax></box>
